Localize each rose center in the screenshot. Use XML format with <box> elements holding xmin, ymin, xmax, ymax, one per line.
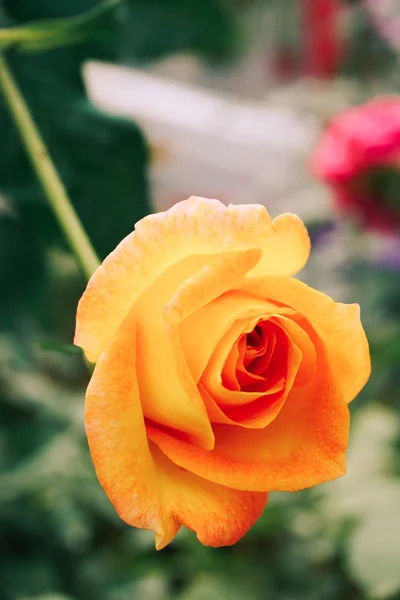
<box><xmin>246</xmin><ymin>325</ymin><xmax>263</xmax><ymax>349</ymax></box>
<box><xmin>236</xmin><ymin>321</ymin><xmax>287</xmax><ymax>392</ymax></box>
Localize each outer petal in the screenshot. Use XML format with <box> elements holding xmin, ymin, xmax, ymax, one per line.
<box><xmin>132</xmin><ymin>250</ymin><xmax>261</xmax><ymax>447</ymax></box>
<box><xmin>152</xmin><ymin>444</ymin><xmax>268</xmax><ymax>549</ymax></box>
<box><xmin>148</xmin><ymin>355</ymin><xmax>350</xmax><ymax>493</ymax></box>
<box><xmin>85</xmin><ymin>315</ymin><xmax>165</xmax><ymax>537</ymax></box>
<box><xmin>132</xmin><ymin>254</ymin><xmax>218</xmax><ymax>449</ymax></box>
<box><xmin>243</xmin><ymin>276</ymin><xmax>371</xmax><ymax>403</ymax></box>
<box><xmin>75</xmin><ymin>197</ymin><xmax>310</xmax><ymax>362</ymax></box>
<box><xmin>85</xmin><ymin>313</ymin><xmax>267</xmax><ymax>548</ymax></box>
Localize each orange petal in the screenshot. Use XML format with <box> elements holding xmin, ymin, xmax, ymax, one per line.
<box><xmin>199</xmin><ymin>318</ymin><xmax>303</xmax><ymax>428</ymax></box>
<box><xmin>152</xmin><ymin>444</ymin><xmax>268</xmax><ymax>549</ymax></box>
<box><xmin>132</xmin><ymin>255</ymin><xmax>218</xmax><ymax>449</ymax></box>
<box><xmin>222</xmin><ymin>323</ymin><xmax>286</xmax><ymax>397</ymax></box>
<box><xmin>271</xmin><ymin>315</ymin><xmax>317</xmax><ymax>387</ymax></box>
<box><xmin>85</xmin><ymin>311</ymin><xmax>267</xmax><ymax>548</ymax></box>
<box><xmin>75</xmin><ymin>197</ymin><xmax>310</xmax><ymax>362</ymax></box>
<box><xmin>179</xmin><ymin>290</ymin><xmax>291</xmax><ymax>382</ymax></box>
<box><xmin>148</xmin><ymin>354</ymin><xmax>350</xmax><ymax>492</ymax></box>
<box><xmin>133</xmin><ymin>250</ymin><xmax>262</xmax><ymax>448</ymax></box>
<box><xmin>84</xmin><ymin>314</ymin><xmax>166</xmax><ymax>537</ymax></box>
<box><xmin>243</xmin><ymin>276</ymin><xmax>371</xmax><ymax>403</ymax></box>
<box><xmin>248</xmin><ymin>211</ymin><xmax>310</xmax><ymax>277</ymax></box>
<box><xmin>201</xmin><ymin>316</ymin><xmax>267</xmax><ymax>404</ymax></box>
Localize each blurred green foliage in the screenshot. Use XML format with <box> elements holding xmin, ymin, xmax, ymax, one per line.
<box><xmin>1</xmin><ymin>2</ymin><xmax>400</xmax><ymax>600</ymax></box>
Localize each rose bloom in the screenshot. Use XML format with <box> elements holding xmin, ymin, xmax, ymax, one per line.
<box><xmin>75</xmin><ymin>197</ymin><xmax>370</xmax><ymax>549</ymax></box>
<box><xmin>312</xmin><ymin>98</ymin><xmax>400</xmax><ymax>233</ymax></box>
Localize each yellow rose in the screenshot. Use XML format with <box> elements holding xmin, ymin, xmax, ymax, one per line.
<box><xmin>75</xmin><ymin>197</ymin><xmax>370</xmax><ymax>548</ymax></box>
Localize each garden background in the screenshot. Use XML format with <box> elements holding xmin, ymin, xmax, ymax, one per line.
<box><xmin>1</xmin><ymin>1</ymin><xmax>400</xmax><ymax>600</ymax></box>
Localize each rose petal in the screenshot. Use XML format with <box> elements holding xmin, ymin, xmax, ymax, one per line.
<box><xmin>90</xmin><ymin>248</ymin><xmax>262</xmax><ymax>450</ymax></box>
<box><xmin>148</xmin><ymin>358</ymin><xmax>349</xmax><ymax>493</ymax></box>
<box><xmin>152</xmin><ymin>250</ymin><xmax>261</xmax><ymax>447</ymax></box>
<box><xmin>152</xmin><ymin>444</ymin><xmax>268</xmax><ymax>549</ymax></box>
<box><xmin>243</xmin><ymin>276</ymin><xmax>371</xmax><ymax>403</ymax></box>
<box><xmin>271</xmin><ymin>315</ymin><xmax>317</xmax><ymax>387</ymax></box>
<box><xmin>85</xmin><ymin>315</ymin><xmax>165</xmax><ymax>538</ymax></box>
<box><xmin>178</xmin><ymin>290</ymin><xmax>291</xmax><ymax>382</ymax></box>
<box><xmin>133</xmin><ymin>255</ymin><xmax>218</xmax><ymax>449</ymax></box>
<box><xmin>75</xmin><ymin>198</ymin><xmax>310</xmax><ymax>362</ymax></box>
<box><xmin>199</xmin><ymin>318</ymin><xmax>302</xmax><ymax>428</ymax></box>
<box><xmin>223</xmin><ymin>326</ymin><xmax>285</xmax><ymax>396</ymax></box>
<box><xmin>207</xmin><ymin>319</ymin><xmax>291</xmax><ymax>403</ymax></box>
<box><xmin>86</xmin><ymin>310</ymin><xmax>267</xmax><ymax>549</ymax></box>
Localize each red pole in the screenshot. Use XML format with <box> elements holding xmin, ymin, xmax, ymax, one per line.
<box><xmin>302</xmin><ymin>0</ymin><xmax>343</xmax><ymax>78</ymax></box>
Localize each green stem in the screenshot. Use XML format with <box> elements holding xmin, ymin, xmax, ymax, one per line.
<box><xmin>0</xmin><ymin>52</ymin><xmax>100</xmax><ymax>280</ymax></box>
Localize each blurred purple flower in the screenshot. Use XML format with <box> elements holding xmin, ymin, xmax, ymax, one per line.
<box><xmin>308</xmin><ymin>220</ymin><xmax>337</xmax><ymax>247</ymax></box>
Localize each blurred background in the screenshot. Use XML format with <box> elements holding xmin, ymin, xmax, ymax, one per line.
<box><xmin>1</xmin><ymin>1</ymin><xmax>400</xmax><ymax>599</ymax></box>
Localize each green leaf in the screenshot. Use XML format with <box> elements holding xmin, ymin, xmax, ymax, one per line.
<box><xmin>0</xmin><ymin>0</ymin><xmax>152</xmax><ymax>282</ymax></box>
<box><xmin>3</xmin><ymin>0</ymin><xmax>237</xmax><ymax>63</ymax></box>
<box><xmin>3</xmin><ymin>0</ymin><xmax>102</xmax><ymax>21</ymax></box>
<box><xmin>19</xmin><ymin>595</ymin><xmax>76</xmax><ymax>600</ymax></box>
<box><xmin>36</xmin><ymin>339</ymin><xmax>82</xmax><ymax>355</ymax></box>
<box><xmin>0</xmin><ymin>52</ymin><xmax>151</xmax><ymax>260</ymax></box>
<box><xmin>119</xmin><ymin>0</ymin><xmax>236</xmax><ymax>62</ymax></box>
<box><xmin>0</xmin><ymin>211</ymin><xmax>45</xmax><ymax>324</ymax></box>
<box><xmin>0</xmin><ymin>0</ymin><xmax>122</xmax><ymax>53</ymax></box>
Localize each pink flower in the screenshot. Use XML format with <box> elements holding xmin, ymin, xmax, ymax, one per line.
<box><xmin>312</xmin><ymin>98</ymin><xmax>400</xmax><ymax>234</ymax></box>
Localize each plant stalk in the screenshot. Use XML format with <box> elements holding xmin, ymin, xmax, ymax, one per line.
<box><xmin>0</xmin><ymin>52</ymin><xmax>100</xmax><ymax>280</ymax></box>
